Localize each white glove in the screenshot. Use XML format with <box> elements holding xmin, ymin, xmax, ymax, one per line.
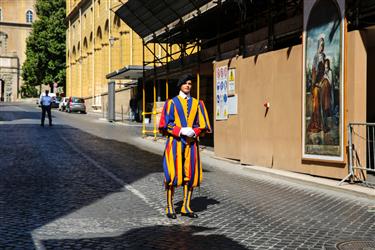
<box><xmin>186</xmin><ymin>128</ymin><xmax>196</xmax><ymax>137</ymax></box>
<box><xmin>180</xmin><ymin>127</ymin><xmax>195</xmax><ymax>137</ymax></box>
<box><xmin>180</xmin><ymin>127</ymin><xmax>190</xmax><ymax>136</ymax></box>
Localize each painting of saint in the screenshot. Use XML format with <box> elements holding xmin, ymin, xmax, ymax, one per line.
<box><xmin>302</xmin><ymin>0</ymin><xmax>345</xmax><ymax>161</ymax></box>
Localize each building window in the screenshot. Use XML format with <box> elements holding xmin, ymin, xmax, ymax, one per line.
<box><xmin>0</xmin><ymin>32</ymin><xmax>8</xmax><ymax>54</ymax></box>
<box><xmin>26</xmin><ymin>10</ymin><xmax>33</xmax><ymax>23</ymax></box>
<box><xmin>0</xmin><ymin>8</ymin><xmax>2</xmax><ymax>21</ymax></box>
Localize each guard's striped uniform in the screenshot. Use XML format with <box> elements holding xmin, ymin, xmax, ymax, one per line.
<box><xmin>159</xmin><ymin>95</ymin><xmax>211</xmax><ymax>188</ymax></box>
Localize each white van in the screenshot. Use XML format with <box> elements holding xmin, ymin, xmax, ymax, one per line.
<box><xmin>37</xmin><ymin>92</ymin><xmax>57</xmax><ymax>107</ymax></box>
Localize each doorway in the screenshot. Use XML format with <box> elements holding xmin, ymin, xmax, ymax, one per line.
<box><xmin>0</xmin><ymin>79</ymin><xmax>4</xmax><ymax>102</ymax></box>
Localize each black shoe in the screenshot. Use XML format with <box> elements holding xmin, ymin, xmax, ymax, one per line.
<box><xmin>166</xmin><ymin>213</ymin><xmax>177</xmax><ymax>219</ymax></box>
<box><xmin>49</xmin><ymin>124</ymin><xmax>53</xmax><ymax>126</ymax></box>
<box><xmin>181</xmin><ymin>212</ymin><xmax>198</xmax><ymax>218</ymax></box>
<box><xmin>41</xmin><ymin>124</ymin><xmax>44</xmax><ymax>127</ymax></box>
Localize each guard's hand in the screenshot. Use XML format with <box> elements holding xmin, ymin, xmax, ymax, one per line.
<box><xmin>180</xmin><ymin>127</ymin><xmax>190</xmax><ymax>136</ymax></box>
<box><xmin>180</xmin><ymin>127</ymin><xmax>195</xmax><ymax>137</ymax></box>
<box><xmin>186</xmin><ymin>128</ymin><xmax>195</xmax><ymax>137</ymax></box>
<box><xmin>185</xmin><ymin>127</ymin><xmax>195</xmax><ymax>137</ymax></box>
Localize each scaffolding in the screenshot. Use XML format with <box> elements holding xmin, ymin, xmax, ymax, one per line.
<box><xmin>114</xmin><ymin>0</ymin><xmax>375</xmax><ymax>140</ymax></box>
<box><xmin>141</xmin><ymin>38</ymin><xmax>202</xmax><ymax>139</ymax></box>
<box><xmin>114</xmin><ymin>0</ymin><xmax>305</xmax><ymax>140</ymax></box>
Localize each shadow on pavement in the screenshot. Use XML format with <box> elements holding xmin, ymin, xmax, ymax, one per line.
<box><xmin>175</xmin><ymin>196</ymin><xmax>220</xmax><ymax>213</ymax></box>
<box><xmin>0</xmin><ymin>124</ymin><xmax>163</xmax><ymax>248</ymax></box>
<box><xmin>0</xmin><ymin>113</ymin><xmax>220</xmax><ymax>249</ymax></box>
<box><xmin>0</xmin><ymin>111</ymin><xmax>53</xmax><ymax>121</ymax></box>
<box><xmin>41</xmin><ymin>225</ymin><xmax>247</xmax><ymax>250</ymax></box>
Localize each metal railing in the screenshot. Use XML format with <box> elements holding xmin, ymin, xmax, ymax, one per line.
<box><xmin>340</xmin><ymin>123</ymin><xmax>375</xmax><ymax>187</ymax></box>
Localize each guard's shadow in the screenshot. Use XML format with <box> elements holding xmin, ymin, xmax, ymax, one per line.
<box><xmin>42</xmin><ymin>225</ymin><xmax>247</xmax><ymax>250</ymax></box>
<box><xmin>175</xmin><ymin>196</ymin><xmax>220</xmax><ymax>213</ymax></box>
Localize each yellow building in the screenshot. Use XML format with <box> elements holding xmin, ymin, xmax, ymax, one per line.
<box><xmin>0</xmin><ymin>0</ymin><xmax>36</xmax><ymax>102</ymax></box>
<box><xmin>66</xmin><ymin>0</ymin><xmax>152</xmax><ymax>114</ymax></box>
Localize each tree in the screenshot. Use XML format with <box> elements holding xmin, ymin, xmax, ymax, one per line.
<box><xmin>20</xmin><ymin>84</ymin><xmax>38</xmax><ymax>98</ymax></box>
<box><xmin>22</xmin><ymin>0</ymin><xmax>66</xmax><ymax>93</ymax></box>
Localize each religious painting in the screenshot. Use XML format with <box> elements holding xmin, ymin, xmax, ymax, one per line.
<box><xmin>302</xmin><ymin>0</ymin><xmax>345</xmax><ymax>161</ymax></box>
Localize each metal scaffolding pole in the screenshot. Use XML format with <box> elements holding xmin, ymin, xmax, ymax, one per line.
<box><xmin>142</xmin><ymin>39</ymin><xmax>146</xmax><ymax>137</ymax></box>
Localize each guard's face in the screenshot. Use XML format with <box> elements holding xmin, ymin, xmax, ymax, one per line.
<box><xmin>180</xmin><ymin>80</ymin><xmax>192</xmax><ymax>95</ymax></box>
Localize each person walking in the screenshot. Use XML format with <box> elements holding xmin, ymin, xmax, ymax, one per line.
<box><xmin>40</xmin><ymin>90</ymin><xmax>53</xmax><ymax>126</ymax></box>
<box><xmin>159</xmin><ymin>74</ymin><xmax>211</xmax><ymax>219</ymax></box>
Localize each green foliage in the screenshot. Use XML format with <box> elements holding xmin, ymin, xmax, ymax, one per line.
<box><xmin>20</xmin><ymin>84</ymin><xmax>39</xmax><ymax>98</ymax></box>
<box><xmin>22</xmin><ymin>0</ymin><xmax>66</xmax><ymax>91</ymax></box>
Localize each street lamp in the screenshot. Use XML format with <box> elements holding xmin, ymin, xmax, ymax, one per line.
<box><xmin>109</xmin><ymin>36</ymin><xmax>115</xmax><ymax>47</ymax></box>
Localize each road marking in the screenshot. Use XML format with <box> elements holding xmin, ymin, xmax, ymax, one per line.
<box><xmin>32</xmin><ymin>234</ymin><xmax>46</xmax><ymax>250</ymax></box>
<box><xmin>59</xmin><ymin>135</ymin><xmax>159</xmax><ymax>212</ymax></box>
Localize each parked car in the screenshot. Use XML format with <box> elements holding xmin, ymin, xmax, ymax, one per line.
<box><xmin>66</xmin><ymin>97</ymin><xmax>86</xmax><ymax>114</ymax></box>
<box><xmin>52</xmin><ymin>96</ymin><xmax>61</xmax><ymax>109</ymax></box>
<box><xmin>59</xmin><ymin>97</ymin><xmax>69</xmax><ymax>111</ymax></box>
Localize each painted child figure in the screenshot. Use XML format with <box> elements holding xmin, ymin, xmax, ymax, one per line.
<box><xmin>159</xmin><ymin>74</ymin><xmax>211</xmax><ymax>219</ymax></box>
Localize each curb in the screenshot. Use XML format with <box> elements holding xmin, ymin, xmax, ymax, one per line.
<box><xmin>203</xmin><ymin>155</ymin><xmax>375</xmax><ymax>201</ymax></box>
<box><xmin>129</xmin><ymin>135</ymin><xmax>375</xmax><ymax>201</ymax></box>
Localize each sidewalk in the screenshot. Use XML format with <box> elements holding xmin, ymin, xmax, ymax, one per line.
<box><xmin>127</xmin><ymin>130</ymin><xmax>375</xmax><ymax>201</ymax></box>
<box><xmin>72</xmin><ymin>109</ymin><xmax>375</xmax><ymax>201</ymax></box>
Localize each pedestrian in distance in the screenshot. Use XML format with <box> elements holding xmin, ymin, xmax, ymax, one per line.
<box><xmin>159</xmin><ymin>74</ymin><xmax>211</xmax><ymax>219</ymax></box>
<box><xmin>40</xmin><ymin>90</ymin><xmax>53</xmax><ymax>127</ymax></box>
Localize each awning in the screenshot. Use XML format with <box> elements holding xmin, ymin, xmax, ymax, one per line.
<box><xmin>115</xmin><ymin>0</ymin><xmax>213</xmax><ymax>42</ymax></box>
<box><xmin>106</xmin><ymin>65</ymin><xmax>152</xmax><ymax>80</ymax></box>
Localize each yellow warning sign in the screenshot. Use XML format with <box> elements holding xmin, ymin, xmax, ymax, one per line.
<box><xmin>228</xmin><ymin>68</ymin><xmax>236</xmax><ymax>96</ymax></box>
<box><xmin>229</xmin><ymin>70</ymin><xmax>234</xmax><ymax>82</ymax></box>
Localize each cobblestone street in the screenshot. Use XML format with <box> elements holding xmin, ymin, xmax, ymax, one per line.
<box><xmin>0</xmin><ymin>103</ymin><xmax>374</xmax><ymax>250</ymax></box>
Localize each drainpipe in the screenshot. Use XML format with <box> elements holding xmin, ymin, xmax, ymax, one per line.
<box><xmin>80</xmin><ymin>7</ymin><xmax>82</xmax><ymax>97</ymax></box>
<box><xmin>108</xmin><ymin>1</ymin><xmax>111</xmax><ymax>73</ymax></box>
<box><xmin>92</xmin><ymin>0</ymin><xmax>95</xmax><ymax>105</ymax></box>
<box><xmin>16</xmin><ymin>56</ymin><xmax>20</xmax><ymax>99</ymax></box>
<box><xmin>69</xmin><ymin>19</ymin><xmax>72</xmax><ymax>97</ymax></box>
<box><xmin>130</xmin><ymin>30</ymin><xmax>133</xmax><ymax>65</ymax></box>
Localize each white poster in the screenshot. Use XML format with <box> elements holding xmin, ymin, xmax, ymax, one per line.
<box><xmin>228</xmin><ymin>95</ymin><xmax>238</xmax><ymax>115</ymax></box>
<box><xmin>216</xmin><ymin>65</ymin><xmax>228</xmax><ymax>120</ymax></box>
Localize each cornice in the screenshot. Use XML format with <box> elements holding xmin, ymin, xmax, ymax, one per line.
<box><xmin>0</xmin><ymin>21</ymin><xmax>32</xmax><ymax>28</ymax></box>
<box><xmin>65</xmin><ymin>0</ymin><xmax>92</xmax><ymax>25</ymax></box>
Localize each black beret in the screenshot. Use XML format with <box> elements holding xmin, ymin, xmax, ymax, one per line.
<box><xmin>177</xmin><ymin>74</ymin><xmax>193</xmax><ymax>88</ymax></box>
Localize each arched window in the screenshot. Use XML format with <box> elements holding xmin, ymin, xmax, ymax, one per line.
<box><xmin>83</xmin><ymin>37</ymin><xmax>88</xmax><ymax>51</ymax></box>
<box><xmin>72</xmin><ymin>46</ymin><xmax>76</xmax><ymax>62</ymax></box>
<box><xmin>96</xmin><ymin>26</ymin><xmax>102</xmax><ymax>41</ymax></box>
<box><xmin>113</xmin><ymin>16</ymin><xmax>121</xmax><ymax>30</ymax></box>
<box><xmin>26</xmin><ymin>10</ymin><xmax>33</xmax><ymax>23</ymax></box>
<box><xmin>77</xmin><ymin>42</ymin><xmax>81</xmax><ymax>58</ymax></box>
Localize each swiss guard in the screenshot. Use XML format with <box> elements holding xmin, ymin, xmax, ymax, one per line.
<box><xmin>159</xmin><ymin>74</ymin><xmax>211</xmax><ymax>219</ymax></box>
